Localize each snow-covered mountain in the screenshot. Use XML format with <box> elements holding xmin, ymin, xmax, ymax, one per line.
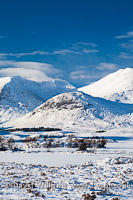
<box><xmin>79</xmin><ymin>68</ymin><xmax>133</xmax><ymax>104</ymax></box>
<box><xmin>0</xmin><ymin>76</ymin><xmax>75</xmax><ymax>123</ymax></box>
<box><xmin>4</xmin><ymin>91</ymin><xmax>133</xmax><ymax>130</ymax></box>
<box><xmin>1</xmin><ymin>68</ymin><xmax>133</xmax><ymax>130</ymax></box>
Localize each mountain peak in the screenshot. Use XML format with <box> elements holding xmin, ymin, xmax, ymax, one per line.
<box><xmin>79</xmin><ymin>68</ymin><xmax>133</xmax><ymax>104</ymax></box>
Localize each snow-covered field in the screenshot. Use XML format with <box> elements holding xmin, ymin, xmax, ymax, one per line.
<box><xmin>0</xmin><ymin>127</ymin><xmax>133</xmax><ymax>199</ymax></box>
<box><xmin>0</xmin><ymin>139</ymin><xmax>132</xmax><ymax>166</ymax></box>
<box><xmin>0</xmin><ymin>156</ymin><xmax>132</xmax><ymax>199</ymax></box>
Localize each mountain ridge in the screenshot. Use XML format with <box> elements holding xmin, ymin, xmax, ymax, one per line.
<box><xmin>3</xmin><ymin>91</ymin><xmax>133</xmax><ymax>130</ymax></box>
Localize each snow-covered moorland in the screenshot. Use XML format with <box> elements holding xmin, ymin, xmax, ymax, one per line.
<box><xmin>0</xmin><ymin>157</ymin><xmax>132</xmax><ymax>199</ymax></box>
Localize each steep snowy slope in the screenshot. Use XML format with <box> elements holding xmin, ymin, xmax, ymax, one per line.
<box><xmin>0</xmin><ymin>76</ymin><xmax>75</xmax><ymax>123</ymax></box>
<box><xmin>79</xmin><ymin>68</ymin><xmax>133</xmax><ymax>104</ymax></box>
<box><xmin>4</xmin><ymin>91</ymin><xmax>133</xmax><ymax>130</ymax></box>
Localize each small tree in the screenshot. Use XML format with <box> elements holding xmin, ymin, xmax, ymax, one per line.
<box><xmin>78</xmin><ymin>142</ymin><xmax>87</xmax><ymax>151</ymax></box>
<box><xmin>7</xmin><ymin>138</ymin><xmax>15</xmax><ymax>149</ymax></box>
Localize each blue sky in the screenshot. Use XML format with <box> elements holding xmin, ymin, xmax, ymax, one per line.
<box><xmin>0</xmin><ymin>0</ymin><xmax>133</xmax><ymax>87</ymax></box>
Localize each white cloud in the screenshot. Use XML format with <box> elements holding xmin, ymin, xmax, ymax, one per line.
<box><xmin>0</xmin><ymin>68</ymin><xmax>52</xmax><ymax>82</ymax></box>
<box><xmin>55</xmin><ymin>42</ymin><xmax>99</xmax><ymax>55</ymax></box>
<box><xmin>115</xmin><ymin>31</ymin><xmax>133</xmax><ymax>39</ymax></box>
<box><xmin>53</xmin><ymin>47</ymin><xmax>99</xmax><ymax>55</ymax></box>
<box><xmin>69</xmin><ymin>63</ymin><xmax>118</xmax><ymax>85</ymax></box>
<box><xmin>0</xmin><ymin>35</ymin><xmax>6</xmax><ymax>38</ymax></box>
<box><xmin>0</xmin><ymin>60</ymin><xmax>60</xmax><ymax>75</ymax></box>
<box><xmin>120</xmin><ymin>41</ymin><xmax>133</xmax><ymax>50</ymax></box>
<box><xmin>52</xmin><ymin>49</ymin><xmax>81</xmax><ymax>55</ymax></box>
<box><xmin>119</xmin><ymin>52</ymin><xmax>133</xmax><ymax>59</ymax></box>
<box><xmin>0</xmin><ymin>41</ymin><xmax>99</xmax><ymax>58</ymax></box>
<box><xmin>97</xmin><ymin>63</ymin><xmax>117</xmax><ymax>70</ymax></box>
<box><xmin>0</xmin><ymin>60</ymin><xmax>62</xmax><ymax>81</ymax></box>
<box><xmin>0</xmin><ymin>51</ymin><xmax>49</xmax><ymax>58</ymax></box>
<box><xmin>0</xmin><ymin>48</ymin><xmax>86</xmax><ymax>57</ymax></box>
<box><xmin>0</xmin><ymin>53</ymin><xmax>7</xmax><ymax>59</ymax></box>
<box><xmin>83</xmin><ymin>49</ymin><xmax>99</xmax><ymax>53</ymax></box>
<box><xmin>115</xmin><ymin>34</ymin><xmax>133</xmax><ymax>60</ymax></box>
<box><xmin>72</xmin><ymin>42</ymin><xmax>97</xmax><ymax>47</ymax></box>
<box><xmin>69</xmin><ymin>70</ymin><xmax>99</xmax><ymax>81</ymax></box>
